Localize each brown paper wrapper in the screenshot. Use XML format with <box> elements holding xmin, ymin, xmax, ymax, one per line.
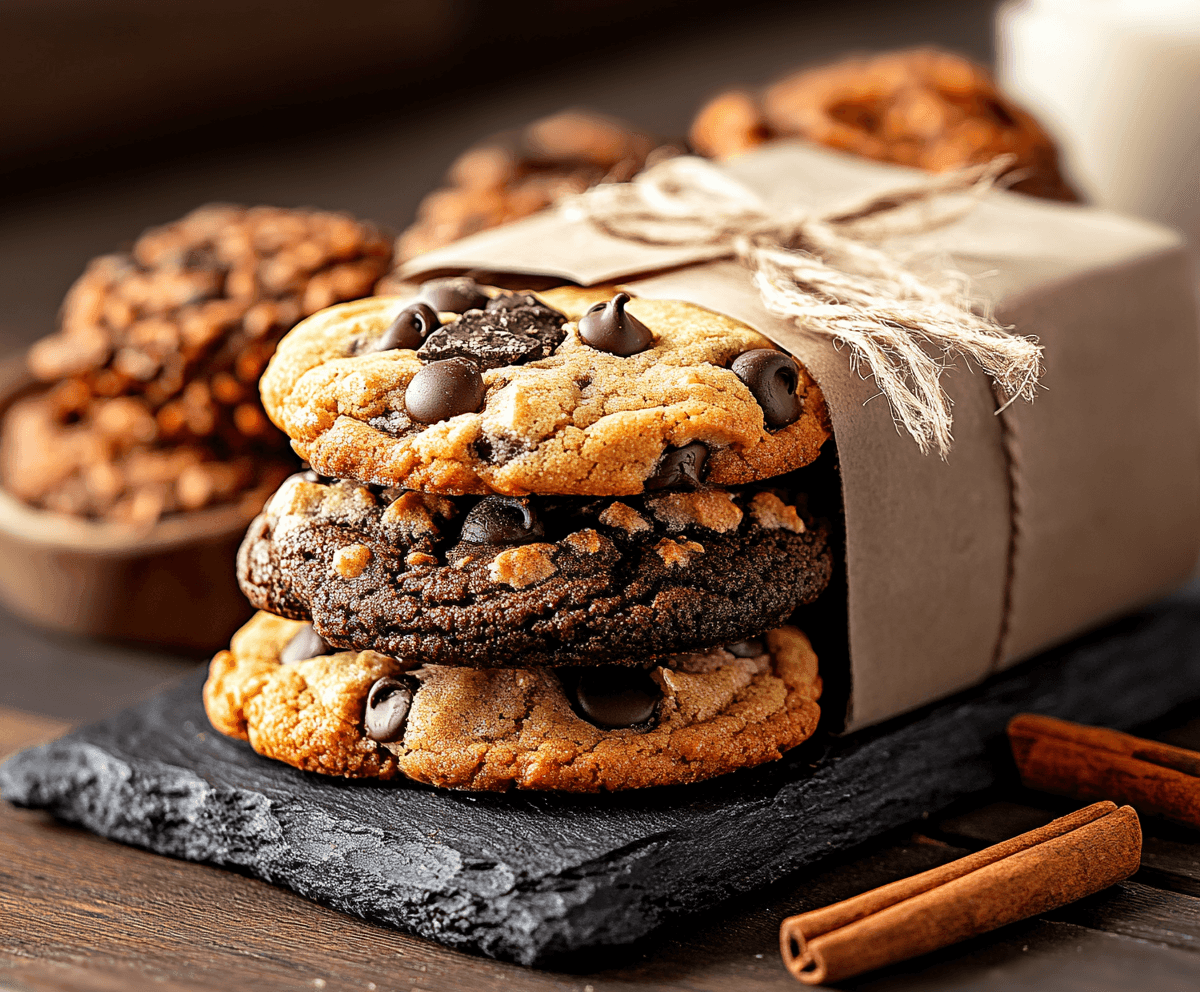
<box><xmin>398</xmin><ymin>141</ymin><xmax>1200</xmax><ymax>731</ymax></box>
<box><xmin>778</xmin><ymin>801</ymin><xmax>1141</xmax><ymax>984</ymax></box>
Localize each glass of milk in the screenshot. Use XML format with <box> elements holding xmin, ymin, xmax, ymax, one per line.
<box><xmin>997</xmin><ymin>0</ymin><xmax>1200</xmax><ymax>247</ymax></box>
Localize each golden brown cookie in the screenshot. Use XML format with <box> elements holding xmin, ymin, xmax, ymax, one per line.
<box><xmin>204</xmin><ymin>611</ymin><xmax>823</xmax><ymax>792</ymax></box>
<box><xmin>259</xmin><ymin>281</ymin><xmax>830</xmax><ymax>496</ymax></box>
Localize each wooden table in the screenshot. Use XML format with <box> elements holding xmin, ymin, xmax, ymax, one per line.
<box><xmin>4</xmin><ymin>660</ymin><xmax>1200</xmax><ymax>992</ymax></box>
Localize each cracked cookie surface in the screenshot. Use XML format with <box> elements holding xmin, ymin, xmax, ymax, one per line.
<box><xmin>203</xmin><ymin>611</ymin><xmax>822</xmax><ymax>791</ymax></box>
<box><xmin>259</xmin><ymin>288</ymin><xmax>830</xmax><ymax>496</ymax></box>
<box><xmin>237</xmin><ymin>472</ymin><xmax>832</xmax><ymax>667</ymax></box>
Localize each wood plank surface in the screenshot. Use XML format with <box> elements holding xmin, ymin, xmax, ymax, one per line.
<box><xmin>4</xmin><ymin>707</ymin><xmax>1200</xmax><ymax>991</ymax></box>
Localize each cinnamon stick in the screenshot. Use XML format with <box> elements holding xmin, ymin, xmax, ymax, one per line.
<box><xmin>778</xmin><ymin>801</ymin><xmax>1140</xmax><ymax>985</ymax></box>
<box><xmin>1008</xmin><ymin>713</ymin><xmax>1200</xmax><ymax>827</ymax></box>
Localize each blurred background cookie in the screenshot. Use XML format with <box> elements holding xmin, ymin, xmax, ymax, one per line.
<box><xmin>377</xmin><ymin>108</ymin><xmax>677</xmax><ymax>285</ymax></box>
<box><xmin>689</xmin><ymin>47</ymin><xmax>1078</xmax><ymax>201</ymax></box>
<box><xmin>1</xmin><ymin>205</ymin><xmax>392</xmax><ymax>526</ymax></box>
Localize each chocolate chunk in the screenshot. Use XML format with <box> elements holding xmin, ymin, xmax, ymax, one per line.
<box><xmin>473</xmin><ymin>434</ymin><xmax>529</xmax><ymax>465</ymax></box>
<box><xmin>362</xmin><ymin>303</ymin><xmax>440</xmax><ymax>353</ymax></box>
<box><xmin>731</xmin><ymin>350</ymin><xmax>803</xmax><ymax>428</ymax></box>
<box><xmin>364</xmin><ymin>676</ymin><xmax>414</xmax><ymax>743</ymax></box>
<box><xmin>726</xmin><ymin>639</ymin><xmax>765</xmax><ymax>658</ymax></box>
<box><xmin>577</xmin><ymin>293</ymin><xmax>652</xmax><ymax>356</ymax></box>
<box><xmin>460</xmin><ymin>496</ymin><xmax>544</xmax><ymax>544</ymax></box>
<box><xmin>280</xmin><ymin>624</ymin><xmax>333</xmax><ymax>664</ymax></box>
<box><xmin>419</xmin><ymin>277</ymin><xmax>489</xmax><ymax>313</ymax></box>
<box><xmin>644</xmin><ymin>442</ymin><xmax>708</xmax><ymax>490</ymax></box>
<box><xmin>418</xmin><ymin>303</ymin><xmax>567</xmax><ymax>371</ymax></box>
<box><xmin>404</xmin><ymin>358</ymin><xmax>486</xmax><ymax>423</ymax></box>
<box><xmin>574</xmin><ymin>668</ymin><xmax>660</xmax><ymax>729</ymax></box>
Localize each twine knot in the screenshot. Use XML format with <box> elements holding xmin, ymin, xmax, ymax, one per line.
<box><xmin>562</xmin><ymin>154</ymin><xmax>1042</xmax><ymax>456</ymax></box>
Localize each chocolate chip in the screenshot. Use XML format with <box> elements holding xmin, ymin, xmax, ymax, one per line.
<box><xmin>577</xmin><ymin>292</ymin><xmax>653</xmax><ymax>356</ymax></box>
<box><xmin>644</xmin><ymin>442</ymin><xmax>708</xmax><ymax>490</ymax></box>
<box><xmin>361</xmin><ymin>303</ymin><xmax>440</xmax><ymax>354</ymax></box>
<box><xmin>460</xmin><ymin>496</ymin><xmax>544</xmax><ymax>544</ymax></box>
<box><xmin>404</xmin><ymin>358</ymin><xmax>486</xmax><ymax>423</ymax></box>
<box><xmin>726</xmin><ymin>638</ymin><xmax>765</xmax><ymax>658</ymax></box>
<box><xmin>280</xmin><ymin>624</ymin><xmax>333</xmax><ymax>664</ymax></box>
<box><xmin>573</xmin><ymin>668</ymin><xmax>660</xmax><ymax>729</ymax></box>
<box><xmin>418</xmin><ymin>302</ymin><xmax>566</xmax><ymax>370</ymax></box>
<box><xmin>364</xmin><ymin>676</ymin><xmax>414</xmax><ymax>743</ymax></box>
<box><xmin>731</xmin><ymin>349</ymin><xmax>803</xmax><ymax>428</ymax></box>
<box><xmin>419</xmin><ymin>277</ymin><xmax>489</xmax><ymax>313</ymax></box>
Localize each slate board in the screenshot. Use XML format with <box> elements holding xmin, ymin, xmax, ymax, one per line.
<box><xmin>4</xmin><ymin>593</ymin><xmax>1200</xmax><ymax>966</ymax></box>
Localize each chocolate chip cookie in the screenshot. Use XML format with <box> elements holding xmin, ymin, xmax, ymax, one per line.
<box><xmin>203</xmin><ymin>610</ymin><xmax>822</xmax><ymax>791</ymax></box>
<box><xmin>236</xmin><ymin>472</ymin><xmax>832</xmax><ymax>667</ymax></box>
<box><xmin>259</xmin><ymin>280</ymin><xmax>830</xmax><ymax>496</ymax></box>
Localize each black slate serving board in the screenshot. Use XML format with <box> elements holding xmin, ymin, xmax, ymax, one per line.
<box><xmin>4</xmin><ymin>593</ymin><xmax>1200</xmax><ymax>966</ymax></box>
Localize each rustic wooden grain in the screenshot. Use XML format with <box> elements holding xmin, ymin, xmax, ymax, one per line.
<box><xmin>0</xmin><ymin>705</ymin><xmax>70</xmax><ymax>760</ymax></box>
<box><xmin>933</xmin><ymin>797</ymin><xmax>1200</xmax><ymax>898</ymax></box>
<box><xmin>1048</xmin><ymin>881</ymin><xmax>1200</xmax><ymax>951</ymax></box>
<box><xmin>841</xmin><ymin>920</ymin><xmax>1200</xmax><ymax>991</ymax></box>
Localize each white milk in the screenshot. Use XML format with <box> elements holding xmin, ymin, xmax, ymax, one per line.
<box><xmin>997</xmin><ymin>0</ymin><xmax>1200</xmax><ymax>247</ymax></box>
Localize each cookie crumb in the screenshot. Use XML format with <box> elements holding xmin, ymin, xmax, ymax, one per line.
<box><xmin>563</xmin><ymin>529</ymin><xmax>603</xmax><ymax>554</ymax></box>
<box><xmin>655</xmin><ymin>538</ymin><xmax>704</xmax><ymax>568</ymax></box>
<box><xmin>648</xmin><ymin>490</ymin><xmax>744</xmax><ymax>533</ymax></box>
<box><xmin>405</xmin><ymin>551</ymin><xmax>438</xmax><ymax>567</ymax></box>
<box><xmin>599</xmin><ymin>501</ymin><xmax>651</xmax><ymax>534</ymax></box>
<box><xmin>750</xmin><ymin>492</ymin><xmax>805</xmax><ymax>532</ymax></box>
<box><xmin>488</xmin><ymin>544</ymin><xmax>558</xmax><ymax>588</ymax></box>
<box><xmin>381</xmin><ymin>491</ymin><xmax>455</xmax><ymax>540</ymax></box>
<box><xmin>333</xmin><ymin>543</ymin><xmax>372</xmax><ymax>578</ymax></box>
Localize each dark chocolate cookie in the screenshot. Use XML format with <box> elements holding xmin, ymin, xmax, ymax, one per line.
<box><xmin>237</xmin><ymin>472</ymin><xmax>832</xmax><ymax>667</ymax></box>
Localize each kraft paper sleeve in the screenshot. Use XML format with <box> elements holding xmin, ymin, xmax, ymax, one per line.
<box><xmin>398</xmin><ymin>141</ymin><xmax>1200</xmax><ymax>732</ymax></box>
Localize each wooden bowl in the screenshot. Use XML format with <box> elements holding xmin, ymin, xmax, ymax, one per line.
<box><xmin>0</xmin><ymin>358</ymin><xmax>270</xmax><ymax>652</ymax></box>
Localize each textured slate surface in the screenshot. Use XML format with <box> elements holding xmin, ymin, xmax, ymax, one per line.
<box><xmin>4</xmin><ymin>595</ymin><xmax>1200</xmax><ymax>965</ymax></box>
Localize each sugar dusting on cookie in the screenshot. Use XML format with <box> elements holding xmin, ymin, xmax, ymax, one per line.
<box><xmin>381</xmin><ymin>491</ymin><xmax>455</xmax><ymax>540</ymax></box>
<box><xmin>655</xmin><ymin>537</ymin><xmax>705</xmax><ymax>568</ymax></box>
<box><xmin>563</xmin><ymin>529</ymin><xmax>603</xmax><ymax>554</ymax></box>
<box><xmin>750</xmin><ymin>492</ymin><xmax>806</xmax><ymax>532</ymax></box>
<box><xmin>333</xmin><ymin>544</ymin><xmax>372</xmax><ymax>578</ymax></box>
<box><xmin>488</xmin><ymin>544</ymin><xmax>558</xmax><ymax>588</ymax></box>
<box><xmin>647</xmin><ymin>490</ymin><xmax>744</xmax><ymax>533</ymax></box>
<box><xmin>598</xmin><ymin>501</ymin><xmax>651</xmax><ymax>533</ymax></box>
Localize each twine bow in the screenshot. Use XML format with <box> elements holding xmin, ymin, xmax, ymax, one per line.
<box><xmin>561</xmin><ymin>155</ymin><xmax>1042</xmax><ymax>457</ymax></box>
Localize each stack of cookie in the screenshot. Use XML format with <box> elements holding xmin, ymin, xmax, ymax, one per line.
<box><xmin>204</xmin><ymin>278</ymin><xmax>836</xmax><ymax>791</ymax></box>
